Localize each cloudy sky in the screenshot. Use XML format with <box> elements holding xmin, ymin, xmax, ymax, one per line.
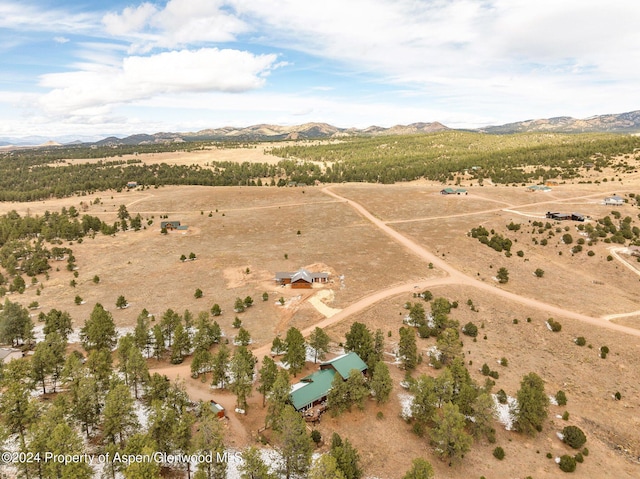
<box><xmin>1</xmin><ymin>0</ymin><xmax>639</xmax><ymax>139</ymax></box>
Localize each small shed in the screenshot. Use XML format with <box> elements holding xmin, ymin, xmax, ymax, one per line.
<box><xmin>210</xmin><ymin>400</ymin><xmax>225</xmax><ymax>419</ymax></box>
<box><xmin>126</xmin><ymin>181</ymin><xmax>138</xmax><ymax>188</ymax></box>
<box><xmin>604</xmin><ymin>195</ymin><xmax>624</xmax><ymax>206</ymax></box>
<box><xmin>161</xmin><ymin>220</ymin><xmax>181</xmax><ymax>230</ymax></box>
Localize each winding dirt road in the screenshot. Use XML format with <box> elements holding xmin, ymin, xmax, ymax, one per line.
<box><xmin>152</xmin><ymin>184</ymin><xmax>640</xmax><ymax>426</ymax></box>
<box><xmin>319</xmin><ymin>186</ymin><xmax>640</xmax><ymax>339</ymax></box>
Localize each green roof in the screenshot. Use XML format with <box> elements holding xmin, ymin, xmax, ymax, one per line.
<box><xmin>320</xmin><ymin>352</ymin><xmax>368</xmax><ymax>380</ymax></box>
<box><xmin>289</xmin><ymin>369</ymin><xmax>336</xmax><ymax>411</ymax></box>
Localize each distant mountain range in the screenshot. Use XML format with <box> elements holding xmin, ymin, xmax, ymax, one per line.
<box><xmin>1</xmin><ymin>110</ymin><xmax>639</xmax><ymax>148</ymax></box>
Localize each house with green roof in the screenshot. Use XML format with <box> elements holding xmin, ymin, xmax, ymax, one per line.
<box><xmin>440</xmin><ymin>187</ymin><xmax>467</xmax><ymax>195</ymax></box>
<box><xmin>289</xmin><ymin>352</ymin><xmax>367</xmax><ymax>411</ymax></box>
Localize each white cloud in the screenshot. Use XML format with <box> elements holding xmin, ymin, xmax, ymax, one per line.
<box><xmin>226</xmin><ymin>0</ymin><xmax>640</xmax><ymax>114</ymax></box>
<box><xmin>103</xmin><ymin>3</ymin><xmax>158</xmax><ymax>36</ymax></box>
<box><xmin>37</xmin><ymin>48</ymin><xmax>281</xmax><ymax>115</ymax></box>
<box><xmin>53</xmin><ymin>36</ymin><xmax>69</xmax><ymax>44</ymax></box>
<box><xmin>0</xmin><ymin>1</ymin><xmax>98</xmax><ymax>34</ymax></box>
<box><xmin>103</xmin><ymin>0</ymin><xmax>249</xmax><ymax>52</ymax></box>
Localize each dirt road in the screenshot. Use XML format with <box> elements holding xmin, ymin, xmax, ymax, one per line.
<box><xmin>322</xmin><ymin>186</ymin><xmax>640</xmax><ymax>339</ymax></box>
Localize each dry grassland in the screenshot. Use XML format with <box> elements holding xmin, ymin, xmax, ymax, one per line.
<box><xmin>3</xmin><ymin>149</ymin><xmax>640</xmax><ymax>479</ymax></box>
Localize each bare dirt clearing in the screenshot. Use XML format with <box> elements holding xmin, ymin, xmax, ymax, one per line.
<box><xmin>55</xmin><ymin>143</ymin><xmax>285</xmax><ymax>167</ymax></box>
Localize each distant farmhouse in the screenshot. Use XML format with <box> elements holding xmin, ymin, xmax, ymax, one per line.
<box><xmin>160</xmin><ymin>220</ymin><xmax>188</xmax><ymax>231</ymax></box>
<box><xmin>526</xmin><ymin>185</ymin><xmax>552</xmax><ymax>192</ymax></box>
<box><xmin>440</xmin><ymin>187</ymin><xmax>467</xmax><ymax>195</ymax></box>
<box><xmin>604</xmin><ymin>195</ymin><xmax>625</xmax><ymax>206</ymax></box>
<box><xmin>546</xmin><ymin>212</ymin><xmax>586</xmax><ymax>222</ymax></box>
<box><xmin>275</xmin><ymin>268</ymin><xmax>329</xmax><ymax>289</ymax></box>
<box><xmin>289</xmin><ymin>352</ymin><xmax>368</xmax><ymax>412</ymax></box>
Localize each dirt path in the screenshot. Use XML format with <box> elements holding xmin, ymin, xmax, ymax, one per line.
<box><xmin>608</xmin><ymin>247</ymin><xmax>640</xmax><ymax>277</ymax></box>
<box><xmin>322</xmin><ymin>186</ymin><xmax>640</xmax><ymax>339</ymax></box>
<box><xmin>150</xmin><ymin>362</ymin><xmax>252</xmax><ymax>447</ymax></box>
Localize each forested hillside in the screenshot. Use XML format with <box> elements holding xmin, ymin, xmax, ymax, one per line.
<box><xmin>2</xmin><ymin>132</ymin><xmax>640</xmax><ymax>201</ymax></box>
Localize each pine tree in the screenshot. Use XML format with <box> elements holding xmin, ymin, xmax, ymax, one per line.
<box><xmin>344</xmin><ymin>322</ymin><xmax>373</xmax><ymax>368</ymax></box>
<box><xmin>211</xmin><ymin>344</ymin><xmax>230</xmax><ymax>389</ymax></box>
<box><xmin>193</xmin><ymin>407</ymin><xmax>227</xmax><ymax>479</ymax></box>
<box><xmin>308</xmin><ymin>327</ymin><xmax>330</xmax><ymax>363</ymax></box>
<box><xmin>330</xmin><ymin>436</ymin><xmax>362</xmax><ymax>479</ymax></box>
<box><xmin>310</xmin><ymin>454</ymin><xmax>345</xmax><ymax>479</ymax></box>
<box><xmin>514</xmin><ymin>372</ymin><xmax>549</xmax><ymax>436</ymax></box>
<box><xmin>120</xmin><ymin>433</ymin><xmax>162</xmax><ymax>478</ymax></box>
<box><xmin>283</xmin><ymin>327</ymin><xmax>306</xmax><ymax>377</ymax></box>
<box><xmin>160</xmin><ymin>308</ymin><xmax>180</xmax><ymax>347</ymax></box>
<box><xmin>134</xmin><ymin>310</ymin><xmax>151</xmax><ymax>356</ymax></box>
<box><xmin>152</xmin><ymin>324</ymin><xmax>165</xmax><ymax>360</ymax></box>
<box><xmin>436</xmin><ymin>328</ymin><xmax>462</xmax><ymax>365</ymax></box>
<box><xmin>402</xmin><ymin>458</ymin><xmax>434</xmax><ymax>479</ymax></box>
<box><xmin>128</xmin><ymin>346</ymin><xmax>149</xmax><ymax>399</ymax></box>
<box><xmin>171</xmin><ymin>321</ymin><xmax>191</xmax><ymax>364</ymax></box>
<box><xmin>80</xmin><ymin>303</ymin><xmax>117</xmax><ymax>351</ymax></box>
<box><xmin>370</xmin><ymin>361</ymin><xmax>392</xmax><ymax>404</ymax></box>
<box><xmin>398</xmin><ymin>326</ymin><xmax>418</xmax><ymax>370</ymax></box>
<box><xmin>0</xmin><ymin>298</ymin><xmax>34</xmax><ymax>346</ymax></box>
<box><xmin>102</xmin><ymin>382</ymin><xmax>139</xmax><ymax>445</ymax></box>
<box><xmin>191</xmin><ymin>348</ymin><xmax>213</xmax><ymax>378</ymax></box>
<box><xmin>43</xmin><ymin>308</ymin><xmax>73</xmax><ymax>341</ymax></box>
<box><xmin>278</xmin><ymin>405</ymin><xmax>313</xmax><ymax>479</ymax></box>
<box><xmin>240</xmin><ymin>446</ymin><xmax>274</xmax><ymax>479</ymax></box>
<box><xmin>258</xmin><ymin>356</ymin><xmax>278</xmax><ymax>407</ymax></box>
<box><xmin>266</xmin><ymin>369</ymin><xmax>291</xmax><ymax>430</ymax></box>
<box><xmin>230</xmin><ymin>346</ymin><xmax>256</xmax><ymax>410</ymax></box>
<box><xmin>0</xmin><ymin>381</ymin><xmax>38</xmax><ymax>448</ymax></box>
<box><xmin>410</xmin><ymin>375</ymin><xmax>437</xmax><ymax>429</ymax></box>
<box><xmin>430</xmin><ymin>402</ymin><xmax>472</xmax><ymax>464</ymax></box>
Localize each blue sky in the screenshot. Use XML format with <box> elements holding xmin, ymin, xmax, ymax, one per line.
<box><xmin>1</xmin><ymin>0</ymin><xmax>639</xmax><ymax>139</ymax></box>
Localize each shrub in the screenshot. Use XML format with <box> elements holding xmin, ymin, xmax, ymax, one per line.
<box><xmin>607</xmin><ymin>255</ymin><xmax>613</xmax><ymax>261</ymax></box>
<box><xmin>547</xmin><ymin>318</ymin><xmax>562</xmax><ymax>332</ymax></box>
<box><xmin>575</xmin><ymin>453</ymin><xmax>584</xmax><ymax>463</ymax></box>
<box><xmin>546</xmin><ymin>453</ymin><xmax>553</xmax><ymax>459</ymax></box>
<box><xmin>500</xmin><ymin>357</ymin><xmax>508</xmax><ymax>367</ymax></box>
<box><xmin>493</xmin><ymin>447</ymin><xmax>505</xmax><ymax>460</ymax></box>
<box><xmin>582</xmin><ymin>448</ymin><xmax>589</xmax><ymax>456</ymax></box>
<box><xmin>556</xmin><ymin>390</ymin><xmax>567</xmax><ymax>406</ymax></box>
<box><xmin>614</xmin><ymin>391</ymin><xmax>622</xmax><ymax>400</ymax></box>
<box><xmin>462</xmin><ymin>322</ymin><xmax>478</xmax><ymax>337</ymax></box>
<box><xmin>587</xmin><ymin>250</ymin><xmax>595</xmax><ymax>257</ymax></box>
<box><xmin>562</xmin><ymin>426</ymin><xmax>587</xmax><ymax>449</ymax></box>
<box><xmin>481</xmin><ymin>363</ymin><xmax>491</xmax><ymax>376</ymax></box>
<box><xmin>489</xmin><ymin>370</ymin><xmax>499</xmax><ymax>379</ymax></box>
<box><xmin>559</xmin><ymin>454</ymin><xmax>577</xmax><ymax>472</ymax></box>
<box><xmin>534</xmin><ymin>268</ymin><xmax>545</xmax><ymax>278</ymax></box>
<box><xmin>496</xmin><ymin>389</ymin><xmax>507</xmax><ymax>404</ymax></box>
<box><xmin>311</xmin><ymin>430</ymin><xmax>322</xmax><ymax>444</ymax></box>
<box><xmin>562</xmin><ymin>411</ymin><xmax>570</xmax><ymax>421</ymax></box>
<box><xmin>512</xmin><ymin>318</ymin><xmax>519</xmax><ymax>324</ymax></box>
<box><xmin>575</xmin><ymin>336</ymin><xmax>586</xmax><ymax>346</ymax></box>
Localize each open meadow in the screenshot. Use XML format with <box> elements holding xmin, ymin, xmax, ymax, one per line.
<box><xmin>1</xmin><ymin>144</ymin><xmax>640</xmax><ymax>479</ymax></box>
